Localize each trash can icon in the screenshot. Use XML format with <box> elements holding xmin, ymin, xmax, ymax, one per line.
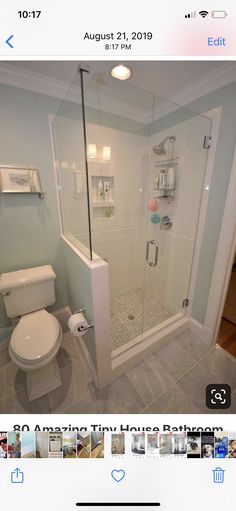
<box><xmin>213</xmin><ymin>467</ymin><xmax>225</xmax><ymax>483</ymax></box>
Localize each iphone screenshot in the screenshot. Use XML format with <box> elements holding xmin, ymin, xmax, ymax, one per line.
<box><xmin>0</xmin><ymin>1</ymin><xmax>236</xmax><ymax>509</ymax></box>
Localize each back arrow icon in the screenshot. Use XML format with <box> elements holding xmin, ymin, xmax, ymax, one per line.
<box><xmin>6</xmin><ymin>35</ymin><xmax>14</xmax><ymax>48</ymax></box>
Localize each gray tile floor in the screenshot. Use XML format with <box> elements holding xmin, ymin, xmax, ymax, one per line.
<box><xmin>1</xmin><ymin>328</ymin><xmax>236</xmax><ymax>414</ymax></box>
<box><xmin>111</xmin><ymin>289</ymin><xmax>173</xmax><ymax>351</ymax></box>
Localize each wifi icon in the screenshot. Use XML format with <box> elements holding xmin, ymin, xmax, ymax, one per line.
<box><xmin>199</xmin><ymin>10</ymin><xmax>209</xmax><ymax>18</ymax></box>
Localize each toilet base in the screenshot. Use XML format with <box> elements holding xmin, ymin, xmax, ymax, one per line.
<box><xmin>27</xmin><ymin>359</ymin><xmax>62</xmax><ymax>401</ymax></box>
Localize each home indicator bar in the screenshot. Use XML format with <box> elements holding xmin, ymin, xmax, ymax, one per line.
<box><xmin>76</xmin><ymin>504</ymin><xmax>161</xmax><ymax>507</ymax></box>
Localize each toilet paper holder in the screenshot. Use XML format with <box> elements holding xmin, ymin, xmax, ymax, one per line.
<box><xmin>72</xmin><ymin>307</ymin><xmax>94</xmax><ymax>331</ymax></box>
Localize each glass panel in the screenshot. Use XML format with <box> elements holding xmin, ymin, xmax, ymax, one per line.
<box><xmin>52</xmin><ymin>69</ymin><xmax>93</xmax><ymax>259</ymax></box>
<box><xmin>82</xmin><ymin>66</ymin><xmax>212</xmax><ymax>355</ymax></box>
<box><xmin>82</xmin><ymin>71</ymin><xmax>155</xmax><ymax>352</ymax></box>
<box><xmin>144</xmin><ymin>100</ymin><xmax>212</xmax><ymax>332</ymax></box>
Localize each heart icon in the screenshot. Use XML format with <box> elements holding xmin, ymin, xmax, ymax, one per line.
<box><xmin>111</xmin><ymin>469</ymin><xmax>125</xmax><ymax>482</ymax></box>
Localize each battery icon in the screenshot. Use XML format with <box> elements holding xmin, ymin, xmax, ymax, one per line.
<box><xmin>212</xmin><ymin>10</ymin><xmax>227</xmax><ymax>18</ymax></box>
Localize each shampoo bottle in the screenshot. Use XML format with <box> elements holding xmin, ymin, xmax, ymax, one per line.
<box><xmin>104</xmin><ymin>180</ymin><xmax>110</xmax><ymax>201</ymax></box>
<box><xmin>97</xmin><ymin>179</ymin><xmax>104</xmax><ymax>201</ymax></box>
<box><xmin>167</xmin><ymin>167</ymin><xmax>175</xmax><ymax>189</ymax></box>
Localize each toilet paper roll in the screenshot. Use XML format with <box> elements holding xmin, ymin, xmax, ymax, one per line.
<box><xmin>68</xmin><ymin>313</ymin><xmax>89</xmax><ymax>337</ymax></box>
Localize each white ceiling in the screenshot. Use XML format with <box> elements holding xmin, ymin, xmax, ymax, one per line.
<box><xmin>7</xmin><ymin>61</ymin><xmax>229</xmax><ymax>98</ymax></box>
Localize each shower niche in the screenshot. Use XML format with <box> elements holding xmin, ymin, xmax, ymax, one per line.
<box><xmin>91</xmin><ymin>175</ymin><xmax>115</xmax><ymax>219</ymax></box>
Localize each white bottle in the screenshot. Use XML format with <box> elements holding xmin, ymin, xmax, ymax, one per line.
<box><xmin>97</xmin><ymin>179</ymin><xmax>104</xmax><ymax>201</ymax></box>
<box><xmin>167</xmin><ymin>167</ymin><xmax>175</xmax><ymax>189</ymax></box>
<box><xmin>159</xmin><ymin>169</ymin><xmax>166</xmax><ymax>189</ymax></box>
<box><xmin>103</xmin><ymin>180</ymin><xmax>110</xmax><ymax>201</ymax></box>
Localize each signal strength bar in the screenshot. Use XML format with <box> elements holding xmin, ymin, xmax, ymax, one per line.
<box><xmin>185</xmin><ymin>11</ymin><xmax>196</xmax><ymax>19</ymax></box>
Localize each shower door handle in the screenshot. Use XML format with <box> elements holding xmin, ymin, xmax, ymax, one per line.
<box><xmin>146</xmin><ymin>240</ymin><xmax>159</xmax><ymax>267</ymax></box>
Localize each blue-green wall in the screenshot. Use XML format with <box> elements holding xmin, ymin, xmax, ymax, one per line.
<box><xmin>0</xmin><ymin>85</ymin><xmax>68</xmax><ymax>326</ymax></box>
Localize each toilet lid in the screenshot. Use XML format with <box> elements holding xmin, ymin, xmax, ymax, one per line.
<box><xmin>10</xmin><ymin>310</ymin><xmax>60</xmax><ymax>362</ymax></box>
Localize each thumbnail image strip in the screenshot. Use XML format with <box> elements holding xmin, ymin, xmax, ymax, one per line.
<box><xmin>49</xmin><ymin>432</ymin><xmax>63</xmax><ymax>459</ymax></box>
<box><xmin>172</xmin><ymin>433</ymin><xmax>187</xmax><ymax>457</ymax></box>
<box><xmin>146</xmin><ymin>433</ymin><xmax>159</xmax><ymax>457</ymax></box>
<box><xmin>187</xmin><ymin>432</ymin><xmax>201</xmax><ymax>458</ymax></box>
<box><xmin>63</xmin><ymin>432</ymin><xmax>77</xmax><ymax>458</ymax></box>
<box><xmin>0</xmin><ymin>432</ymin><xmax>7</xmax><ymax>459</ymax></box>
<box><xmin>132</xmin><ymin>433</ymin><xmax>145</xmax><ymax>456</ymax></box>
<box><xmin>77</xmin><ymin>432</ymin><xmax>91</xmax><ymax>458</ymax></box>
<box><xmin>214</xmin><ymin>431</ymin><xmax>228</xmax><ymax>459</ymax></box>
<box><xmin>111</xmin><ymin>433</ymin><xmax>125</xmax><ymax>456</ymax></box>
<box><xmin>7</xmin><ymin>432</ymin><xmax>21</xmax><ymax>459</ymax></box>
<box><xmin>226</xmin><ymin>432</ymin><xmax>236</xmax><ymax>458</ymax></box>
<box><xmin>91</xmin><ymin>432</ymin><xmax>104</xmax><ymax>459</ymax></box>
<box><xmin>159</xmin><ymin>433</ymin><xmax>172</xmax><ymax>458</ymax></box>
<box><xmin>201</xmin><ymin>432</ymin><xmax>214</xmax><ymax>459</ymax></box>
<box><xmin>36</xmin><ymin>432</ymin><xmax>49</xmax><ymax>458</ymax></box>
<box><xmin>21</xmin><ymin>431</ymin><xmax>36</xmax><ymax>458</ymax></box>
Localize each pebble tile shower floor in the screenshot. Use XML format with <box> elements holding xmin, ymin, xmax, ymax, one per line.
<box><xmin>2</xmin><ymin>328</ymin><xmax>236</xmax><ymax>414</ymax></box>
<box><xmin>111</xmin><ymin>289</ymin><xmax>173</xmax><ymax>351</ymax></box>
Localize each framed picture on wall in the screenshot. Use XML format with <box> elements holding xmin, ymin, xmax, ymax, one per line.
<box><xmin>0</xmin><ymin>166</ymin><xmax>42</xmax><ymax>194</ymax></box>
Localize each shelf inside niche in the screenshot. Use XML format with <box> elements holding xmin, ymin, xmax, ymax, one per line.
<box><xmin>93</xmin><ymin>205</ymin><xmax>115</xmax><ymax>219</ymax></box>
<box><xmin>92</xmin><ymin>201</ymin><xmax>115</xmax><ymax>207</ymax></box>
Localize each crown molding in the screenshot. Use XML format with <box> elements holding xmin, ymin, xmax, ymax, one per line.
<box><xmin>0</xmin><ymin>63</ymin><xmax>69</xmax><ymax>99</ymax></box>
<box><xmin>0</xmin><ymin>62</ymin><xmax>236</xmax><ymax>121</ymax></box>
<box><xmin>0</xmin><ymin>63</ymin><xmax>151</xmax><ymax>124</ymax></box>
<box><xmin>169</xmin><ymin>62</ymin><xmax>236</xmax><ymax>107</ymax></box>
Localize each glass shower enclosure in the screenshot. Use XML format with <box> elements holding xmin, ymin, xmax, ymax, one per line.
<box><xmin>52</xmin><ymin>64</ymin><xmax>211</xmax><ymax>363</ymax></box>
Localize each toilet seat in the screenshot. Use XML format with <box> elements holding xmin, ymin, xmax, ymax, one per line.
<box><xmin>9</xmin><ymin>309</ymin><xmax>62</xmax><ymax>370</ymax></box>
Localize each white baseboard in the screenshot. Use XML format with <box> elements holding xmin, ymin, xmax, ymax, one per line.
<box><xmin>189</xmin><ymin>318</ymin><xmax>213</xmax><ymax>345</ymax></box>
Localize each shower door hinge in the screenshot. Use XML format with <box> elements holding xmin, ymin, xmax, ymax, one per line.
<box><xmin>203</xmin><ymin>135</ymin><xmax>212</xmax><ymax>149</ymax></box>
<box><xmin>182</xmin><ymin>298</ymin><xmax>189</xmax><ymax>308</ymax></box>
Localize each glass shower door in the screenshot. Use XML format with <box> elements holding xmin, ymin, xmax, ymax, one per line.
<box><xmin>79</xmin><ymin>66</ymin><xmax>212</xmax><ymax>354</ymax></box>
<box><xmin>143</xmin><ymin>103</ymin><xmax>212</xmax><ymax>334</ymax></box>
<box><xmin>82</xmin><ymin>72</ymin><xmax>155</xmax><ymax>353</ymax></box>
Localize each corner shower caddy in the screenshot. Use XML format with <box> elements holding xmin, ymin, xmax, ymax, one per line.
<box><xmin>153</xmin><ymin>158</ymin><xmax>179</xmax><ymax>198</ymax></box>
<box><xmin>153</xmin><ymin>135</ymin><xmax>178</xmax><ymax>199</ymax></box>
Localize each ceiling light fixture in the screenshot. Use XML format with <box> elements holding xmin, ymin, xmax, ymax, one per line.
<box><xmin>111</xmin><ymin>65</ymin><xmax>132</xmax><ymax>81</ymax></box>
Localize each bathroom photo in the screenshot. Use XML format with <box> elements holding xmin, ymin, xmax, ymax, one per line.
<box><xmin>21</xmin><ymin>431</ymin><xmax>36</xmax><ymax>458</ymax></box>
<box><xmin>63</xmin><ymin>432</ymin><xmax>77</xmax><ymax>458</ymax></box>
<box><xmin>7</xmin><ymin>432</ymin><xmax>21</xmax><ymax>458</ymax></box>
<box><xmin>0</xmin><ymin>61</ymin><xmax>236</xmax><ymax>414</ymax></box>
<box><xmin>132</xmin><ymin>433</ymin><xmax>145</xmax><ymax>455</ymax></box>
<box><xmin>48</xmin><ymin>432</ymin><xmax>63</xmax><ymax>458</ymax></box>
<box><xmin>91</xmin><ymin>432</ymin><xmax>104</xmax><ymax>458</ymax></box>
<box><xmin>111</xmin><ymin>433</ymin><xmax>125</xmax><ymax>455</ymax></box>
<box><xmin>77</xmin><ymin>432</ymin><xmax>91</xmax><ymax>458</ymax></box>
<box><xmin>36</xmin><ymin>432</ymin><xmax>49</xmax><ymax>458</ymax></box>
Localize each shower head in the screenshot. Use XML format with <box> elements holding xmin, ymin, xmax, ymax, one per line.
<box><xmin>152</xmin><ymin>136</ymin><xmax>176</xmax><ymax>156</ymax></box>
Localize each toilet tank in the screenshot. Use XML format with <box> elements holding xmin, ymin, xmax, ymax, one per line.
<box><xmin>0</xmin><ymin>265</ymin><xmax>56</xmax><ymax>318</ymax></box>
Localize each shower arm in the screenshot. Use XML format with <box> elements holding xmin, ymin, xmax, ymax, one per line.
<box><xmin>158</xmin><ymin>136</ymin><xmax>176</xmax><ymax>150</ymax></box>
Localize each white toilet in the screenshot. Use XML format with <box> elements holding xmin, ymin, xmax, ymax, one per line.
<box><xmin>0</xmin><ymin>265</ymin><xmax>62</xmax><ymax>401</ymax></box>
